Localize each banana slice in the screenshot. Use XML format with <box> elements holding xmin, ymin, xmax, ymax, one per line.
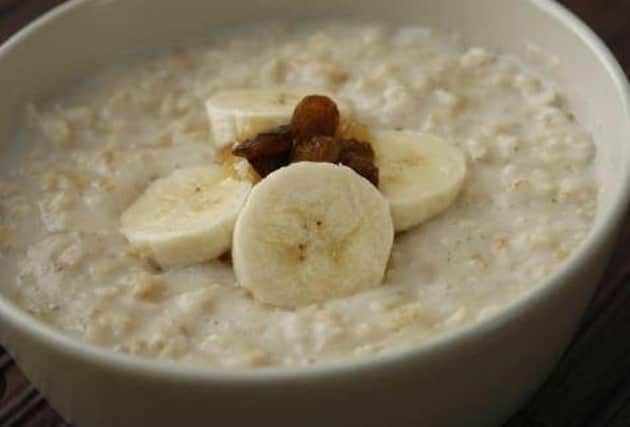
<box><xmin>120</xmin><ymin>165</ymin><xmax>252</xmax><ymax>268</ymax></box>
<box><xmin>373</xmin><ymin>130</ymin><xmax>467</xmax><ymax>232</ymax></box>
<box><xmin>233</xmin><ymin>162</ymin><xmax>394</xmax><ymax>308</ymax></box>
<box><xmin>206</xmin><ymin>89</ymin><xmax>351</xmax><ymax>149</ymax></box>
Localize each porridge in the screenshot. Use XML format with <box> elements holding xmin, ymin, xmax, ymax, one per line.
<box><xmin>0</xmin><ymin>23</ymin><xmax>597</xmax><ymax>368</ymax></box>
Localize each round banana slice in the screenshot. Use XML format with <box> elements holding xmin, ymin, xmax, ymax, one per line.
<box><xmin>373</xmin><ymin>130</ymin><xmax>467</xmax><ymax>232</ymax></box>
<box><xmin>120</xmin><ymin>165</ymin><xmax>252</xmax><ymax>268</ymax></box>
<box><xmin>206</xmin><ymin>89</ymin><xmax>351</xmax><ymax>149</ymax></box>
<box><xmin>233</xmin><ymin>162</ymin><xmax>394</xmax><ymax>308</ymax></box>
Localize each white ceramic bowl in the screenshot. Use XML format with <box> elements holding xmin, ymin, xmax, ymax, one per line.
<box><xmin>0</xmin><ymin>1</ymin><xmax>628</xmax><ymax>426</ymax></box>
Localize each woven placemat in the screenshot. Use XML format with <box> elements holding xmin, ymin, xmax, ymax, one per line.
<box><xmin>1</xmin><ymin>1</ymin><xmax>629</xmax><ymax>426</ymax></box>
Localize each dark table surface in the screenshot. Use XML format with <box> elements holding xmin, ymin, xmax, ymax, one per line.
<box><xmin>1</xmin><ymin>1</ymin><xmax>630</xmax><ymax>426</ymax></box>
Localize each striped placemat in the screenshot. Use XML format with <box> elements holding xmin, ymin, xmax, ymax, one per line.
<box><xmin>0</xmin><ymin>346</ymin><xmax>71</xmax><ymax>426</ymax></box>
<box><xmin>1</xmin><ymin>1</ymin><xmax>73</xmax><ymax>423</ymax></box>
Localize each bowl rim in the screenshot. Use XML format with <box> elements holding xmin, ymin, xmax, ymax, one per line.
<box><xmin>0</xmin><ymin>0</ymin><xmax>628</xmax><ymax>383</ymax></box>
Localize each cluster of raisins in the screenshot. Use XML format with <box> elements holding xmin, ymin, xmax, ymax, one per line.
<box><xmin>232</xmin><ymin>95</ymin><xmax>379</xmax><ymax>186</ymax></box>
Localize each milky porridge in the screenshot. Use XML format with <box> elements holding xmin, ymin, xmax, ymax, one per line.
<box><xmin>0</xmin><ymin>23</ymin><xmax>597</xmax><ymax>368</ymax></box>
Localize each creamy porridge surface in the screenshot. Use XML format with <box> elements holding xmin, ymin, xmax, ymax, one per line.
<box><xmin>0</xmin><ymin>23</ymin><xmax>597</xmax><ymax>368</ymax></box>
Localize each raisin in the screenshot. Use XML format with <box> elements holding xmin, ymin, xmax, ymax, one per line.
<box><xmin>339</xmin><ymin>138</ymin><xmax>375</xmax><ymax>162</ymax></box>
<box><xmin>290</xmin><ymin>95</ymin><xmax>339</xmax><ymax>141</ymax></box>
<box><xmin>230</xmin><ymin>95</ymin><xmax>378</xmax><ymax>183</ymax></box>
<box><xmin>340</xmin><ymin>152</ymin><xmax>379</xmax><ymax>187</ymax></box>
<box><xmin>232</xmin><ymin>125</ymin><xmax>292</xmax><ymax>159</ymax></box>
<box><xmin>291</xmin><ymin>136</ymin><xmax>341</xmax><ymax>163</ymax></box>
<box><xmin>218</xmin><ymin>251</ymin><xmax>232</xmax><ymax>264</ymax></box>
<box><xmin>249</xmin><ymin>152</ymin><xmax>291</xmax><ymax>178</ymax></box>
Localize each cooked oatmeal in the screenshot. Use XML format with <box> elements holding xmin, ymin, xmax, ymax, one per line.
<box><xmin>0</xmin><ymin>23</ymin><xmax>597</xmax><ymax>368</ymax></box>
